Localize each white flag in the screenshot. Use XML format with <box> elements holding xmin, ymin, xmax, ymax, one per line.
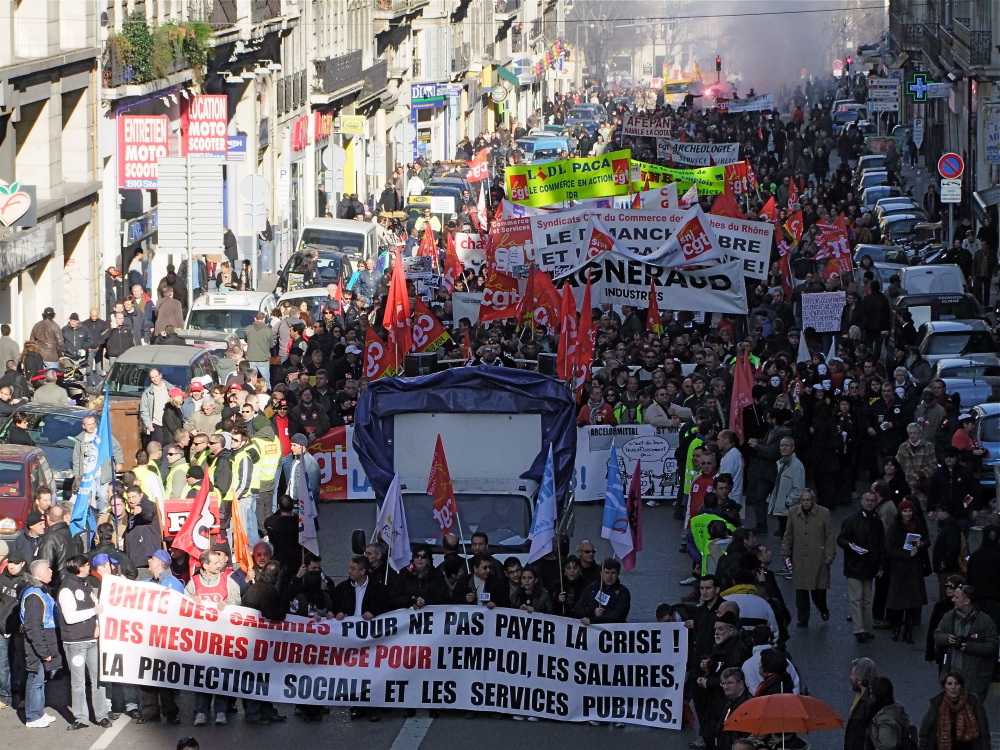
<box><xmin>295</xmin><ymin>460</ymin><xmax>319</xmax><ymax>556</ymax></box>
<box><xmin>797</xmin><ymin>329</ymin><xmax>810</xmax><ymax>364</ymax></box>
<box><xmin>601</xmin><ymin>442</ymin><xmax>634</xmax><ymax>562</ymax></box>
<box><xmin>679</xmin><ymin>182</ymin><xmax>699</xmax><ymax>207</ymax></box>
<box><xmin>376</xmin><ymin>474</ymin><xmax>412</xmax><ymax>571</ymax></box>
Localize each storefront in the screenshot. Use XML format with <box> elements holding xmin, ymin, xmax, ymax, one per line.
<box><xmin>0</xmin><ymin>218</ymin><xmax>58</xmax><ymax>339</ymax></box>
<box><xmin>410</xmin><ymin>83</ymin><xmax>455</xmax><ymax>162</ymax></box>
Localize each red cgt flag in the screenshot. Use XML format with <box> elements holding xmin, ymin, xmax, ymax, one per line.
<box><xmin>171</xmin><ymin>477</ymin><xmax>217</xmax><ymax>576</ymax></box>
<box><xmin>466</xmin><ymin>148</ymin><xmax>491</xmax><ymax>183</ymax></box>
<box><xmin>556</xmin><ymin>283</ymin><xmax>578</xmax><ymax>380</ymax></box>
<box><xmin>759</xmin><ymin>196</ymin><xmax>777</xmax><ymax>222</ymax></box>
<box><xmin>710</xmin><ymin>190</ymin><xmax>747</xmax><ymax>220</ymax></box>
<box><xmin>728</xmin><ymin>348</ymin><xmax>755</xmax><ymax>443</ymax></box>
<box><xmin>364</xmin><ymin>326</ymin><xmax>398</xmax><ymax>380</ymax></box>
<box><xmin>783</xmin><ymin>210</ymin><xmax>804</xmax><ymax>244</ymax></box>
<box><xmin>787</xmin><ymin>178</ymin><xmax>800</xmax><ymax>210</ymax></box>
<box><xmin>517</xmin><ymin>266</ymin><xmax>561</xmax><ymax>331</ymax></box>
<box><xmin>411</xmin><ymin>296</ymin><xmax>450</xmax><ymax>354</ymax></box>
<box><xmin>417</xmin><ymin>223</ymin><xmax>438</xmax><ymax>258</ymax></box>
<box><xmin>621</xmin><ymin>459</ymin><xmax>643</xmax><ymax>572</ymax></box>
<box><xmin>574</xmin><ymin>273</ymin><xmax>595</xmax><ymax>400</ymax></box>
<box><xmin>427</xmin><ymin>434</ymin><xmax>460</xmax><ymax>534</ymax></box>
<box><xmin>442</xmin><ymin>231</ymin><xmax>464</xmax><ymax>293</ymax></box>
<box><xmin>382</xmin><ymin>260</ymin><xmax>413</xmax><ymax>358</ymax></box>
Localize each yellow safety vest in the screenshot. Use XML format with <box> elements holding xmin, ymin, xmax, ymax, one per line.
<box><xmin>251</xmin><ymin>434</ymin><xmax>281</xmax><ymax>490</ymax></box>
<box><xmin>207</xmin><ymin>456</ymin><xmax>236</xmax><ymax>504</ymax></box>
<box><xmin>133</xmin><ymin>465</ymin><xmax>160</xmax><ymax>498</ymax></box>
<box><xmin>164</xmin><ymin>461</ymin><xmax>190</xmax><ymax>499</ymax></box>
<box><xmin>233</xmin><ymin>445</ymin><xmax>257</xmax><ymax>499</ymax></box>
<box><xmin>191</xmin><ymin>449</ymin><xmax>209</xmax><ymax>467</ymax></box>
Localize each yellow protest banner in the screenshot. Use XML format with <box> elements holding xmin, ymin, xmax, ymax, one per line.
<box><xmin>630</xmin><ymin>161</ymin><xmax>726</xmax><ymax>195</ymax></box>
<box><xmin>506</xmin><ymin>149</ymin><xmax>633</xmax><ymax>206</ymax></box>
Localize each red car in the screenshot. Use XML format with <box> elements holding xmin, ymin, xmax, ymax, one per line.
<box><xmin>0</xmin><ymin>445</ymin><xmax>57</xmax><ymax>540</ymax></box>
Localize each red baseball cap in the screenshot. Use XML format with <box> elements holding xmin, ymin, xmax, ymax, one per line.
<box><xmin>189</xmin><ymin>382</ymin><xmax>204</xmax><ymax>392</ymax></box>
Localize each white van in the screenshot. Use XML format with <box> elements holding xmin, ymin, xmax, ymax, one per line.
<box><xmin>182</xmin><ymin>291</ymin><xmax>277</xmax><ymax>350</ymax></box>
<box><xmin>297</xmin><ymin>218</ymin><xmax>377</xmax><ymax>264</ymax></box>
<box><xmin>899</xmin><ymin>264</ymin><xmax>967</xmax><ymax>295</ymax></box>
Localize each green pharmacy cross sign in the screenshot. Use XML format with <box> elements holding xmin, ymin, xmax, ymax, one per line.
<box><xmin>907</xmin><ymin>72</ymin><xmax>931</xmax><ymax>103</ymax></box>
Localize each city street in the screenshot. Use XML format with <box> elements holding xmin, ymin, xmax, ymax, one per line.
<box><xmin>3</xmin><ymin>499</ymin><xmax>997</xmax><ymax>750</ymax></box>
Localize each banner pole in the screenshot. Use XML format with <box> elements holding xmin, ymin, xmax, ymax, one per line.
<box><xmin>452</xmin><ymin>505</ymin><xmax>472</xmax><ymax>575</ymax></box>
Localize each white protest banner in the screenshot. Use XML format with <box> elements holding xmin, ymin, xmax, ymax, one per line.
<box><xmin>530</xmin><ymin>206</ymin><xmax>766</xmax><ymax>278</ymax></box>
<box><xmin>558</xmin><ymin>258</ymin><xmax>748</xmax><ymax>314</ymax></box>
<box><xmin>621</xmin><ymin>114</ymin><xmax>674</xmax><ymax>139</ymax></box>
<box><xmin>453</xmin><ymin>233</ymin><xmax>487</xmax><ymax>271</ymax></box>
<box><xmin>655</xmin><ymin>140</ymin><xmax>741</xmax><ymax>166</ymax></box>
<box><xmin>99</xmin><ymin>579</ymin><xmax>687</xmax><ymax>728</ymax></box>
<box><xmin>574</xmin><ymin>425</ymin><xmax>680</xmax><ymax>503</ymax></box>
<box><xmin>705</xmin><ymin>214</ymin><xmax>772</xmax><ymax>281</ymax></box>
<box><xmin>722</xmin><ymin>93</ymin><xmax>775</xmax><ymax>114</ymax></box>
<box><xmin>452</xmin><ymin>291</ymin><xmax>483</xmax><ymax>326</ymax></box>
<box><xmin>801</xmin><ymin>291</ymin><xmax>846</xmax><ymax>333</ymax></box>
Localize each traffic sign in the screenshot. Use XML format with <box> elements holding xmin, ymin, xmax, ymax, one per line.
<box><xmin>938</xmin><ymin>152</ymin><xmax>964</xmax><ymax>179</ymax></box>
<box><xmin>833</xmin><ymin>59</ymin><xmax>843</xmax><ymax>71</ymax></box>
<box><xmin>940</xmin><ymin>178</ymin><xmax>962</xmax><ymax>203</ymax></box>
<box><xmin>912</xmin><ymin>118</ymin><xmax>924</xmax><ymax>149</ymax></box>
<box><xmin>868</xmin><ymin>77</ymin><xmax>899</xmax><ymax>89</ymax></box>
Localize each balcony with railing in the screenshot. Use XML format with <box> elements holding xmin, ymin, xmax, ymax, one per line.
<box><xmin>921</xmin><ymin>23</ymin><xmax>941</xmax><ymax>66</ymax></box>
<box><xmin>529</xmin><ymin>17</ymin><xmax>543</xmax><ymax>40</ymax></box>
<box><xmin>359</xmin><ymin>58</ymin><xmax>388</xmax><ymax>102</ymax></box>
<box><xmin>314</xmin><ymin>49</ymin><xmax>364</xmax><ymax>99</ymax></box>
<box><xmin>103</xmin><ymin>37</ymin><xmax>191</xmax><ymax>89</ymax></box>
<box><xmin>251</xmin><ymin>0</ymin><xmax>281</xmax><ymax>24</ymax></box>
<box><xmin>494</xmin><ymin>0</ymin><xmax>521</xmax><ymax>20</ymax></box>
<box><xmin>373</xmin><ymin>0</ymin><xmax>430</xmax><ymax>18</ymax></box>
<box><xmin>890</xmin><ymin>11</ymin><xmax>923</xmax><ymax>51</ymax></box>
<box><xmin>952</xmin><ymin>17</ymin><xmax>993</xmax><ymax>67</ymax></box>
<box><xmin>511</xmin><ymin>25</ymin><xmax>524</xmax><ymax>53</ymax></box>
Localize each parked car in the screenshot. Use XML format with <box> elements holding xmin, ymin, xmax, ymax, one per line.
<box><xmin>971</xmin><ymin>404</ymin><xmax>1000</xmax><ymax>499</ymax></box>
<box><xmin>878</xmin><ymin>213</ymin><xmax>930</xmax><ymax>245</ymax></box>
<box><xmin>854</xmin><ymin>154</ymin><xmax>888</xmax><ymax>181</ymax></box>
<box><xmin>917</xmin><ymin>320</ymin><xmax>998</xmax><ymax>366</ymax></box>
<box><xmin>0</xmin><ymin>445</ymin><xmax>57</xmax><ymax>540</ymax></box>
<box><xmin>929</xmin><ymin>357</ymin><xmax>1000</xmax><ymax>404</ymax></box>
<box><xmin>0</xmin><ymin>404</ymin><xmax>97</xmax><ymax>499</ymax></box>
<box><xmin>855</xmin><ymin>169</ymin><xmax>892</xmax><ymax>193</ymax></box>
<box><xmin>860</xmin><ymin>185</ymin><xmax>903</xmax><ymax>211</ymax></box>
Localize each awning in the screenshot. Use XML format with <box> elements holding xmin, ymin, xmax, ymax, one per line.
<box><xmin>497</xmin><ymin>65</ymin><xmax>519</xmax><ymax>86</ymax></box>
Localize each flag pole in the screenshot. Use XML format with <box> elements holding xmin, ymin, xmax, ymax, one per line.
<box><xmin>453</xmin><ymin>505</ymin><xmax>471</xmax><ymax>575</ymax></box>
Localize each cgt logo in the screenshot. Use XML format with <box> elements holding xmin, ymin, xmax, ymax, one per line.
<box><xmin>611</xmin><ymin>158</ymin><xmax>629</xmax><ymax>186</ymax></box>
<box><xmin>678</xmin><ymin>217</ymin><xmax>713</xmax><ymax>261</ymax></box>
<box><xmin>509</xmin><ymin>173</ymin><xmax>529</xmax><ymax>202</ymax></box>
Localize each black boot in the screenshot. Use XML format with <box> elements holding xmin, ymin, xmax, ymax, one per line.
<box><xmin>902</xmin><ymin>624</ymin><xmax>914</xmax><ymax>644</ymax></box>
<box><xmin>891</xmin><ymin>624</ymin><xmax>901</xmax><ymax>641</ymax></box>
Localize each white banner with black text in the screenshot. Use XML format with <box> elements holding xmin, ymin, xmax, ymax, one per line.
<box><xmin>98</xmin><ymin>579</ymin><xmax>687</xmax><ymax>728</ymax></box>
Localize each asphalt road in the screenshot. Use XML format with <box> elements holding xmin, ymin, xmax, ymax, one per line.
<box><xmin>3</xmin><ymin>496</ymin><xmax>998</xmax><ymax>750</ymax></box>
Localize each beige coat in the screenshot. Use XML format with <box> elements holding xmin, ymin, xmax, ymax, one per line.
<box><xmin>781</xmin><ymin>503</ymin><xmax>835</xmax><ymax>590</ymax></box>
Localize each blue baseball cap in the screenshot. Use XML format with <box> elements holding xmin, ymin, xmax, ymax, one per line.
<box><xmin>92</xmin><ymin>553</ymin><xmax>117</xmax><ymax>567</ymax></box>
<box><xmin>148</xmin><ymin>550</ymin><xmax>171</xmax><ymax>565</ymax></box>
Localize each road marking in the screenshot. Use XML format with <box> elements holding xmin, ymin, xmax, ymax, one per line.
<box><xmin>88</xmin><ymin>715</ymin><xmax>130</xmax><ymax>750</ymax></box>
<box><xmin>389</xmin><ymin>716</ymin><xmax>433</xmax><ymax>750</ymax></box>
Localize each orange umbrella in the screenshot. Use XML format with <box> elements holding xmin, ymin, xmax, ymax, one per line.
<box><xmin>723</xmin><ymin>694</ymin><xmax>844</xmax><ymax>735</ymax></box>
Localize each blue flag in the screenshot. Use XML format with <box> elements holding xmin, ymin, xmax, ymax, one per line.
<box><xmin>600</xmin><ymin>442</ymin><xmax>633</xmax><ymax>561</ymax></box>
<box><xmin>527</xmin><ymin>445</ymin><xmax>557</xmax><ymax>563</ymax></box>
<box><xmin>70</xmin><ymin>389</ymin><xmax>113</xmax><ymax>538</ymax></box>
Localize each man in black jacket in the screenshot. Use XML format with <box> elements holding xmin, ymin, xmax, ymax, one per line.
<box><xmin>452</xmin><ymin>553</ymin><xmax>509</xmax><ymax>608</ymax></box>
<box><xmin>390</xmin><ymin>544</ymin><xmax>450</xmax><ymax>610</ymax></box>
<box><xmin>35</xmin><ymin>505</ymin><xmax>78</xmax><ymax>590</ymax></box>
<box><xmin>927</xmin><ymin>447</ymin><xmax>977</xmax><ymax>529</ymax></box>
<box><xmin>929</xmin><ymin>505</ymin><xmax>965</xmax><ymax>599</ymax></box>
<box><xmin>575</xmin><ymin>559</ymin><xmax>631</xmax><ymax>624</ymax></box>
<box><xmin>0</xmin><ymin>544</ymin><xmax>27</xmax><ymax>710</ymax></box>
<box><xmin>716</xmin><ymin>667</ymin><xmax>752</xmax><ymax>750</ymax></box>
<box><xmin>837</xmin><ymin>492</ymin><xmax>885</xmax><ymax>642</ymax></box>
<box><xmin>206</xmin><ymin>433</ymin><xmax>235</xmax><ymax>532</ymax></box>
<box><xmin>20</xmin><ymin>560</ymin><xmax>62</xmax><ymax>727</ymax></box>
<box><xmin>102</xmin><ymin>310</ymin><xmax>134</xmax><ymax>365</ymax></box>
<box><xmin>844</xmin><ymin>657</ymin><xmax>877</xmax><ymax>750</ymax></box>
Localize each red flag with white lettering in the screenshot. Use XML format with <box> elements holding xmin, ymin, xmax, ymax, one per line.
<box><xmin>759</xmin><ymin>196</ymin><xmax>777</xmax><ymax>222</ymax></box>
<box><xmin>381</xmin><ymin>260</ymin><xmax>413</xmax><ymax>358</ymax></box>
<box><xmin>417</xmin><ymin>223</ymin><xmax>437</xmax><ymax>258</ymax></box>
<box><xmin>727</xmin><ymin>348</ymin><xmax>754</xmax><ymax>443</ymax></box>
<box><xmin>787</xmin><ymin>178</ymin><xmax>800</xmax><ymax>210</ymax></box>
<box><xmin>556</xmin><ymin>283</ymin><xmax>578</xmax><ymax>381</ymax></box>
<box><xmin>574</xmin><ymin>273</ymin><xmax>595</xmax><ymax>401</ymax></box>
<box><xmin>364</xmin><ymin>326</ymin><xmax>397</xmax><ymax>380</ymax></box>
<box><xmin>466</xmin><ymin>148</ymin><xmax>490</xmax><ymax>183</ymax></box>
<box><xmin>710</xmin><ymin>190</ymin><xmax>747</xmax><ymax>220</ymax></box>
<box><xmin>427</xmin><ymin>435</ymin><xmax>460</xmax><ymax>534</ymax></box>
<box><xmin>441</xmin><ymin>231</ymin><xmax>464</xmax><ymax>293</ymax></box>
<box><xmin>171</xmin><ymin>477</ymin><xmax>217</xmax><ymax>576</ymax></box>
<box><xmin>516</xmin><ymin>266</ymin><xmax>561</xmax><ymax>331</ymax></box>
<box><xmin>411</xmin><ymin>296</ymin><xmax>451</xmax><ymax>354</ymax></box>
<box><xmin>783</xmin><ymin>210</ymin><xmax>804</xmax><ymax>243</ymax></box>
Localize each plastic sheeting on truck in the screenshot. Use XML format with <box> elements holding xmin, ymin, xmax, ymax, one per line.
<box><xmin>353</xmin><ymin>365</ymin><xmax>577</xmax><ymax>502</ymax></box>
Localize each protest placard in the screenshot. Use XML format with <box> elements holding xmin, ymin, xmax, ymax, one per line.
<box><xmin>655</xmin><ymin>140</ymin><xmax>741</xmax><ymax>166</ymax></box>
<box><xmin>574</xmin><ymin>425</ymin><xmax>680</xmax><ymax>503</ymax></box>
<box><xmin>99</xmin><ymin>579</ymin><xmax>688</xmax><ymax>728</ymax></box>
<box><xmin>801</xmin><ymin>291</ymin><xmax>846</xmax><ymax>332</ymax></box>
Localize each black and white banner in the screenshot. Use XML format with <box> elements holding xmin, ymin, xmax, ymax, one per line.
<box><xmin>98</xmin><ymin>578</ymin><xmax>687</xmax><ymax>728</ymax></box>
<box><xmin>655</xmin><ymin>140</ymin><xmax>741</xmax><ymax>166</ymax></box>
<box><xmin>723</xmin><ymin>93</ymin><xmax>775</xmax><ymax>114</ymax></box>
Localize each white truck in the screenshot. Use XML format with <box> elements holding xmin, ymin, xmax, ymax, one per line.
<box><xmin>351</xmin><ymin>366</ymin><xmax>577</xmax><ymax>562</ymax></box>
